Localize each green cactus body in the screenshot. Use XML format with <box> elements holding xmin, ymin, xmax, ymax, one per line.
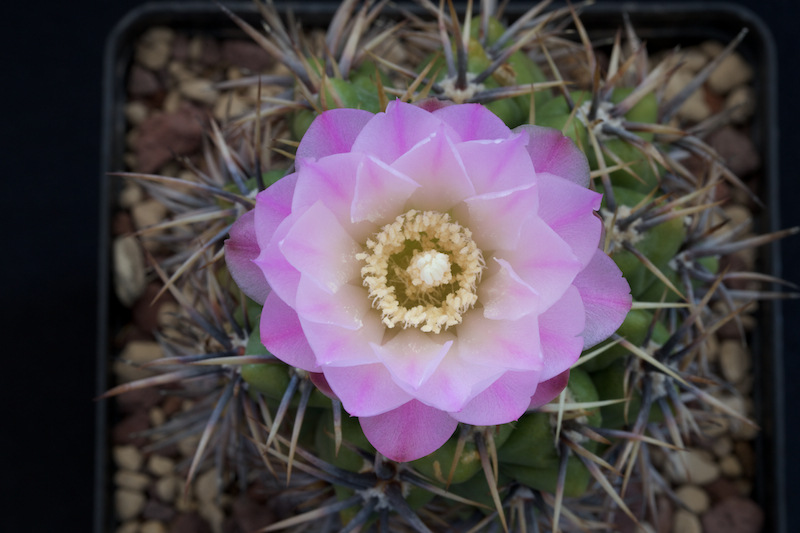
<box><xmin>536</xmin><ymin>89</ymin><xmax>660</xmax><ymax>192</ymax></box>
<box><xmin>503</xmin><ymin>455</ymin><xmax>591</xmax><ymax>498</ymax></box>
<box><xmin>411</xmin><ymin>425</ymin><xmax>513</xmax><ymax>486</ymax></box>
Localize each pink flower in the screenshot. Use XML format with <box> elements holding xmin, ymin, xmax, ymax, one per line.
<box><xmin>226</xmin><ymin>101</ymin><xmax>631</xmax><ymax>462</ymax></box>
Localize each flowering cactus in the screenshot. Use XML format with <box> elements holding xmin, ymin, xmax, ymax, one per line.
<box><xmin>225</xmin><ymin>99</ymin><xmax>632</xmax><ymax>461</ymax></box>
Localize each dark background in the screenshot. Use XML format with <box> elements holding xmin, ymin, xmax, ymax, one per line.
<box><xmin>0</xmin><ymin>1</ymin><xmax>797</xmax><ymax>531</ymax></box>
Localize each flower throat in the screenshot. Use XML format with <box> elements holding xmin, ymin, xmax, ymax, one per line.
<box><xmin>356</xmin><ymin>210</ymin><xmax>485</xmax><ymax>334</ymax></box>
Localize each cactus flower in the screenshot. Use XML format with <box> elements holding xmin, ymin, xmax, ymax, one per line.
<box><xmin>225</xmin><ymin>100</ymin><xmax>631</xmax><ymax>462</ymax></box>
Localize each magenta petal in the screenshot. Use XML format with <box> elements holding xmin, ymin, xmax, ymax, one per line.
<box><xmin>324</xmin><ymin>363</ymin><xmax>413</xmax><ymax>417</ymax></box>
<box><xmin>538</xmin><ymin>285</ymin><xmax>585</xmax><ymax>381</ymax></box>
<box><xmin>300</xmin><ymin>311</ymin><xmax>383</xmax><ymax>367</ymax></box>
<box><xmin>449</xmin><ymin>370</ymin><xmax>541</xmax><ymax>425</ymax></box>
<box><xmin>292</xmin><ymin>153</ymin><xmax>375</xmax><ymax>243</ymax></box>
<box><xmin>224</xmin><ymin>210</ymin><xmax>270</xmax><ymax>304</ymax></box>
<box><xmin>351</xmin><ymin>100</ymin><xmax>458</xmax><ymax>164</ymax></box>
<box><xmin>412</xmin><ymin>335</ymin><xmax>505</xmax><ymax>412</ymax></box>
<box><xmin>295</xmin><ymin>275</ymin><xmax>371</xmax><ymax>330</ymax></box>
<box><xmin>465</xmin><ymin>182</ymin><xmax>538</xmax><ymax>251</ymax></box>
<box><xmin>309</xmin><ymin>372</ymin><xmax>338</xmax><ymax>400</ymax></box>
<box><xmin>478</xmin><ymin>258</ymin><xmax>540</xmax><ymax>321</ymax></box>
<box><xmin>371</xmin><ymin>329</ymin><xmax>453</xmax><ymax>390</ymax></box>
<box><xmin>351</xmin><ymin>155</ymin><xmax>420</xmax><ymax>225</ymax></box>
<box><xmin>528</xmin><ymin>370</ymin><xmax>570</xmax><ymax>410</ymax></box>
<box><xmin>456</xmin><ymin>134</ymin><xmax>536</xmax><ymax>195</ymax></box>
<box><xmin>254</xmin><ymin>210</ymin><xmax>303</xmax><ymax>309</ymax></box>
<box><xmin>537</xmin><ymin>172</ymin><xmax>602</xmax><ymax>267</ymax></box>
<box><xmin>393</xmin><ymin>126</ymin><xmax>476</xmax><ymax>212</ymax></box>
<box><xmin>457</xmin><ymin>311</ymin><xmax>542</xmax><ymax>372</ymax></box>
<box><xmin>296</xmin><ymin>108</ymin><xmax>374</xmax><ymax>161</ymax></box>
<box><xmin>516</xmin><ymin>125</ymin><xmax>591</xmax><ymax>187</ymax></box>
<box><xmin>572</xmin><ymin>249</ymin><xmax>632</xmax><ymax>348</ymax></box>
<box><xmin>253</xmin><ymin>173</ymin><xmax>298</xmax><ymax>252</ymax></box>
<box><xmin>260</xmin><ymin>292</ymin><xmax>319</xmax><ymax>372</ymax></box>
<box><xmin>360</xmin><ymin>400</ymin><xmax>458</xmax><ymax>462</ymax></box>
<box><xmin>433</xmin><ymin>103</ymin><xmax>511</xmax><ymax>141</ymax></box>
<box><xmin>279</xmin><ymin>201</ymin><xmax>363</xmax><ymax>295</ymax></box>
<box><xmin>499</xmin><ymin>215</ymin><xmax>582</xmax><ymax>312</ymax></box>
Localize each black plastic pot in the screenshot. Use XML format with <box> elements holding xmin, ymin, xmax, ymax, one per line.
<box><xmin>97</xmin><ymin>3</ymin><xmax>783</xmax><ymax>532</ymax></box>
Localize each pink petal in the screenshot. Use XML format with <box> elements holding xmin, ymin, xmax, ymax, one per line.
<box><xmin>254</xmin><ymin>172</ymin><xmax>298</xmax><ymax>252</ymax></box>
<box><xmin>300</xmin><ymin>311</ymin><xmax>384</xmax><ymax>367</ymax></box>
<box><xmin>499</xmin><ymin>215</ymin><xmax>582</xmax><ymax>311</ymax></box>
<box><xmin>371</xmin><ymin>329</ymin><xmax>453</xmax><ymax>390</ymax></box>
<box><xmin>296</xmin><ymin>108</ymin><xmax>374</xmax><ymax>161</ymax></box>
<box><xmin>457</xmin><ymin>311</ymin><xmax>542</xmax><ymax>372</ymax></box>
<box><xmin>260</xmin><ymin>291</ymin><xmax>319</xmax><ymax>372</ymax></box>
<box><xmin>279</xmin><ymin>201</ymin><xmax>363</xmax><ymax>295</ymax></box>
<box><xmin>464</xmin><ymin>182</ymin><xmax>539</xmax><ymax>251</ymax></box>
<box><xmin>516</xmin><ymin>125</ymin><xmax>591</xmax><ymax>187</ymax></box>
<box><xmin>309</xmin><ymin>372</ymin><xmax>338</xmax><ymax>400</ymax></box>
<box><xmin>411</xmin><ymin>334</ymin><xmax>505</xmax><ymax>412</ymax></box>
<box><xmin>360</xmin><ymin>400</ymin><xmax>458</xmax><ymax>462</ymax></box>
<box><xmin>536</xmin><ymin>172</ymin><xmax>602</xmax><ymax>267</ymax></box>
<box><xmin>572</xmin><ymin>249</ymin><xmax>632</xmax><ymax>348</ymax></box>
<box><xmin>295</xmin><ymin>275</ymin><xmax>371</xmax><ymax>330</ymax></box>
<box><xmin>254</xmin><ymin>210</ymin><xmax>303</xmax><ymax>309</ymax></box>
<box><xmin>291</xmin><ymin>153</ymin><xmax>375</xmax><ymax>243</ymax></box>
<box><xmin>393</xmin><ymin>125</ymin><xmax>476</xmax><ymax>212</ymax></box>
<box><xmin>351</xmin><ymin>100</ymin><xmax>459</xmax><ymax>164</ymax></box>
<box><xmin>455</xmin><ymin>134</ymin><xmax>537</xmax><ymax>195</ymax></box>
<box><xmin>528</xmin><ymin>370</ymin><xmax>570</xmax><ymax>410</ymax></box>
<box><xmin>538</xmin><ymin>285</ymin><xmax>585</xmax><ymax>381</ymax></box>
<box><xmin>324</xmin><ymin>363</ymin><xmax>413</xmax><ymax>417</ymax></box>
<box><xmin>478</xmin><ymin>258</ymin><xmax>540</xmax><ymax>321</ymax></box>
<box><xmin>433</xmin><ymin>103</ymin><xmax>512</xmax><ymax>141</ymax></box>
<box><xmin>449</xmin><ymin>370</ymin><xmax>541</xmax><ymax>425</ymax></box>
<box><xmin>351</xmin><ymin>155</ymin><xmax>420</xmax><ymax>225</ymax></box>
<box><xmin>224</xmin><ymin>210</ymin><xmax>270</xmax><ymax>304</ymax></box>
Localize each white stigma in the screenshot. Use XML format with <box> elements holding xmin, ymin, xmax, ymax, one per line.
<box><xmin>414</xmin><ymin>251</ymin><xmax>451</xmax><ymax>287</ymax></box>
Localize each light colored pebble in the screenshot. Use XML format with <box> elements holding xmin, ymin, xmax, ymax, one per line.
<box><xmin>199</xmin><ymin>501</ymin><xmax>224</xmax><ymax>533</ymax></box>
<box><xmin>180</xmin><ymin>78</ymin><xmax>219</xmax><ymax>105</ymax></box>
<box><xmin>700</xmin><ymin>40</ymin><xmax>725</xmax><ymax>58</ymax></box>
<box><xmin>213</xmin><ymin>91</ymin><xmax>250</xmax><ymax>121</ymax></box>
<box><xmin>140</xmin><ymin>520</ymin><xmax>168</xmax><ymax>533</ymax></box>
<box><xmin>125</xmin><ymin>102</ymin><xmax>149</xmax><ymax>126</ymax></box>
<box><xmin>666</xmin><ymin>449</ymin><xmax>720</xmax><ymax>485</ymax></box>
<box><xmin>168</xmin><ymin>60</ymin><xmax>194</xmax><ymax>83</ymax></box>
<box><xmin>735</xmin><ymin>374</ymin><xmax>755</xmax><ymax>395</ymax></box>
<box><xmin>148</xmin><ymin>454</ymin><xmax>176</xmax><ymax>476</ymax></box>
<box><xmin>178</xmin><ymin>434</ymin><xmax>200</xmax><ymax>457</ymax></box>
<box><xmin>162</xmin><ymin>91</ymin><xmax>183</xmax><ymax>113</ymax></box>
<box><xmin>113</xmin><ymin>445</ymin><xmax>144</xmax><ymax>471</ymax></box>
<box><xmin>115</xmin><ymin>489</ymin><xmax>146</xmax><ymax>521</ymax></box>
<box><xmin>701</xmin><ymin>417</ymin><xmax>729</xmax><ymax>439</ymax></box>
<box><xmin>720</xmin><ymin>454</ymin><xmax>744</xmax><ymax>477</ymax></box>
<box><xmin>736</xmin><ymin>478</ymin><xmax>753</xmax><ymax>496</ymax></box>
<box><xmin>131</xmin><ymin>199</ymin><xmax>168</xmax><ymax>230</ymax></box>
<box><xmin>675</xmin><ymin>485</ymin><xmax>710</xmax><ymax>514</ymax></box>
<box><xmin>126</xmin><ymin>128</ymin><xmax>140</xmax><ymax>150</ymax></box>
<box><xmin>719</xmin><ymin>340</ymin><xmax>750</xmax><ymax>384</ymax></box>
<box><xmin>121</xmin><ymin>341</ymin><xmax>164</xmax><ymax>364</ymax></box>
<box><xmin>188</xmin><ymin>36</ymin><xmax>204</xmax><ymax>62</ymax></box>
<box><xmin>116</xmin><ymin>521</ymin><xmax>140</xmax><ymax>533</ymax></box>
<box><xmin>724</xmin><ymin>205</ymin><xmax>753</xmax><ymax>230</ymax></box>
<box><xmin>672</xmin><ymin>509</ymin><xmax>702</xmax><ymax>533</ymax></box>
<box><xmin>705</xmin><ymin>333</ymin><xmax>720</xmax><ymax>363</ymax></box>
<box><xmin>113</xmin><ymin>235</ymin><xmax>146</xmax><ymax>307</ymax></box>
<box><xmin>708</xmin><ymin>52</ymin><xmax>753</xmax><ymax>94</ymax></box>
<box><xmin>181</xmin><ymin>400</ymin><xmax>195</xmax><ymax>412</ymax></box>
<box><xmin>712</xmin><ymin>436</ymin><xmax>734</xmax><ymax>457</ymax></box>
<box><xmin>149</xmin><ymin>407</ymin><xmax>166</xmax><ymax>428</ymax></box>
<box><xmin>664</xmin><ymin>69</ymin><xmax>692</xmax><ymax>101</ymax></box>
<box><xmin>119</xmin><ymin>181</ymin><xmax>144</xmax><ymax>209</ymax></box>
<box><xmin>135</xmin><ymin>27</ymin><xmax>174</xmax><ymax>71</ymax></box>
<box><xmin>114</xmin><ymin>470</ymin><xmax>151</xmax><ymax>491</ymax></box>
<box><xmin>677</xmin><ymin>90</ymin><xmax>712</xmax><ymax>122</ymax></box>
<box><xmin>195</xmin><ymin>469</ymin><xmax>219</xmax><ymax>503</ymax></box>
<box><xmin>157</xmin><ymin>302</ymin><xmax>181</xmax><ymax>329</ymax></box>
<box><xmin>680</xmin><ymin>47</ymin><xmax>709</xmax><ymax>72</ymax></box>
<box><xmin>155</xmin><ymin>475</ymin><xmax>180</xmax><ymax>503</ymax></box>
<box><xmin>176</xmin><ymin>496</ymin><xmax>198</xmax><ymax>512</ymax></box>
<box><xmin>726</xmin><ymin>85</ymin><xmax>756</xmax><ymax>124</ymax></box>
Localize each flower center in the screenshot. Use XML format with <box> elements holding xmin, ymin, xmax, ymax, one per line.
<box><xmin>356</xmin><ymin>210</ymin><xmax>485</xmax><ymax>334</ymax></box>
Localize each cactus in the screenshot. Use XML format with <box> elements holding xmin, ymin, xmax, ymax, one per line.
<box><xmin>104</xmin><ymin>1</ymin><xmax>798</xmax><ymax>531</ymax></box>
